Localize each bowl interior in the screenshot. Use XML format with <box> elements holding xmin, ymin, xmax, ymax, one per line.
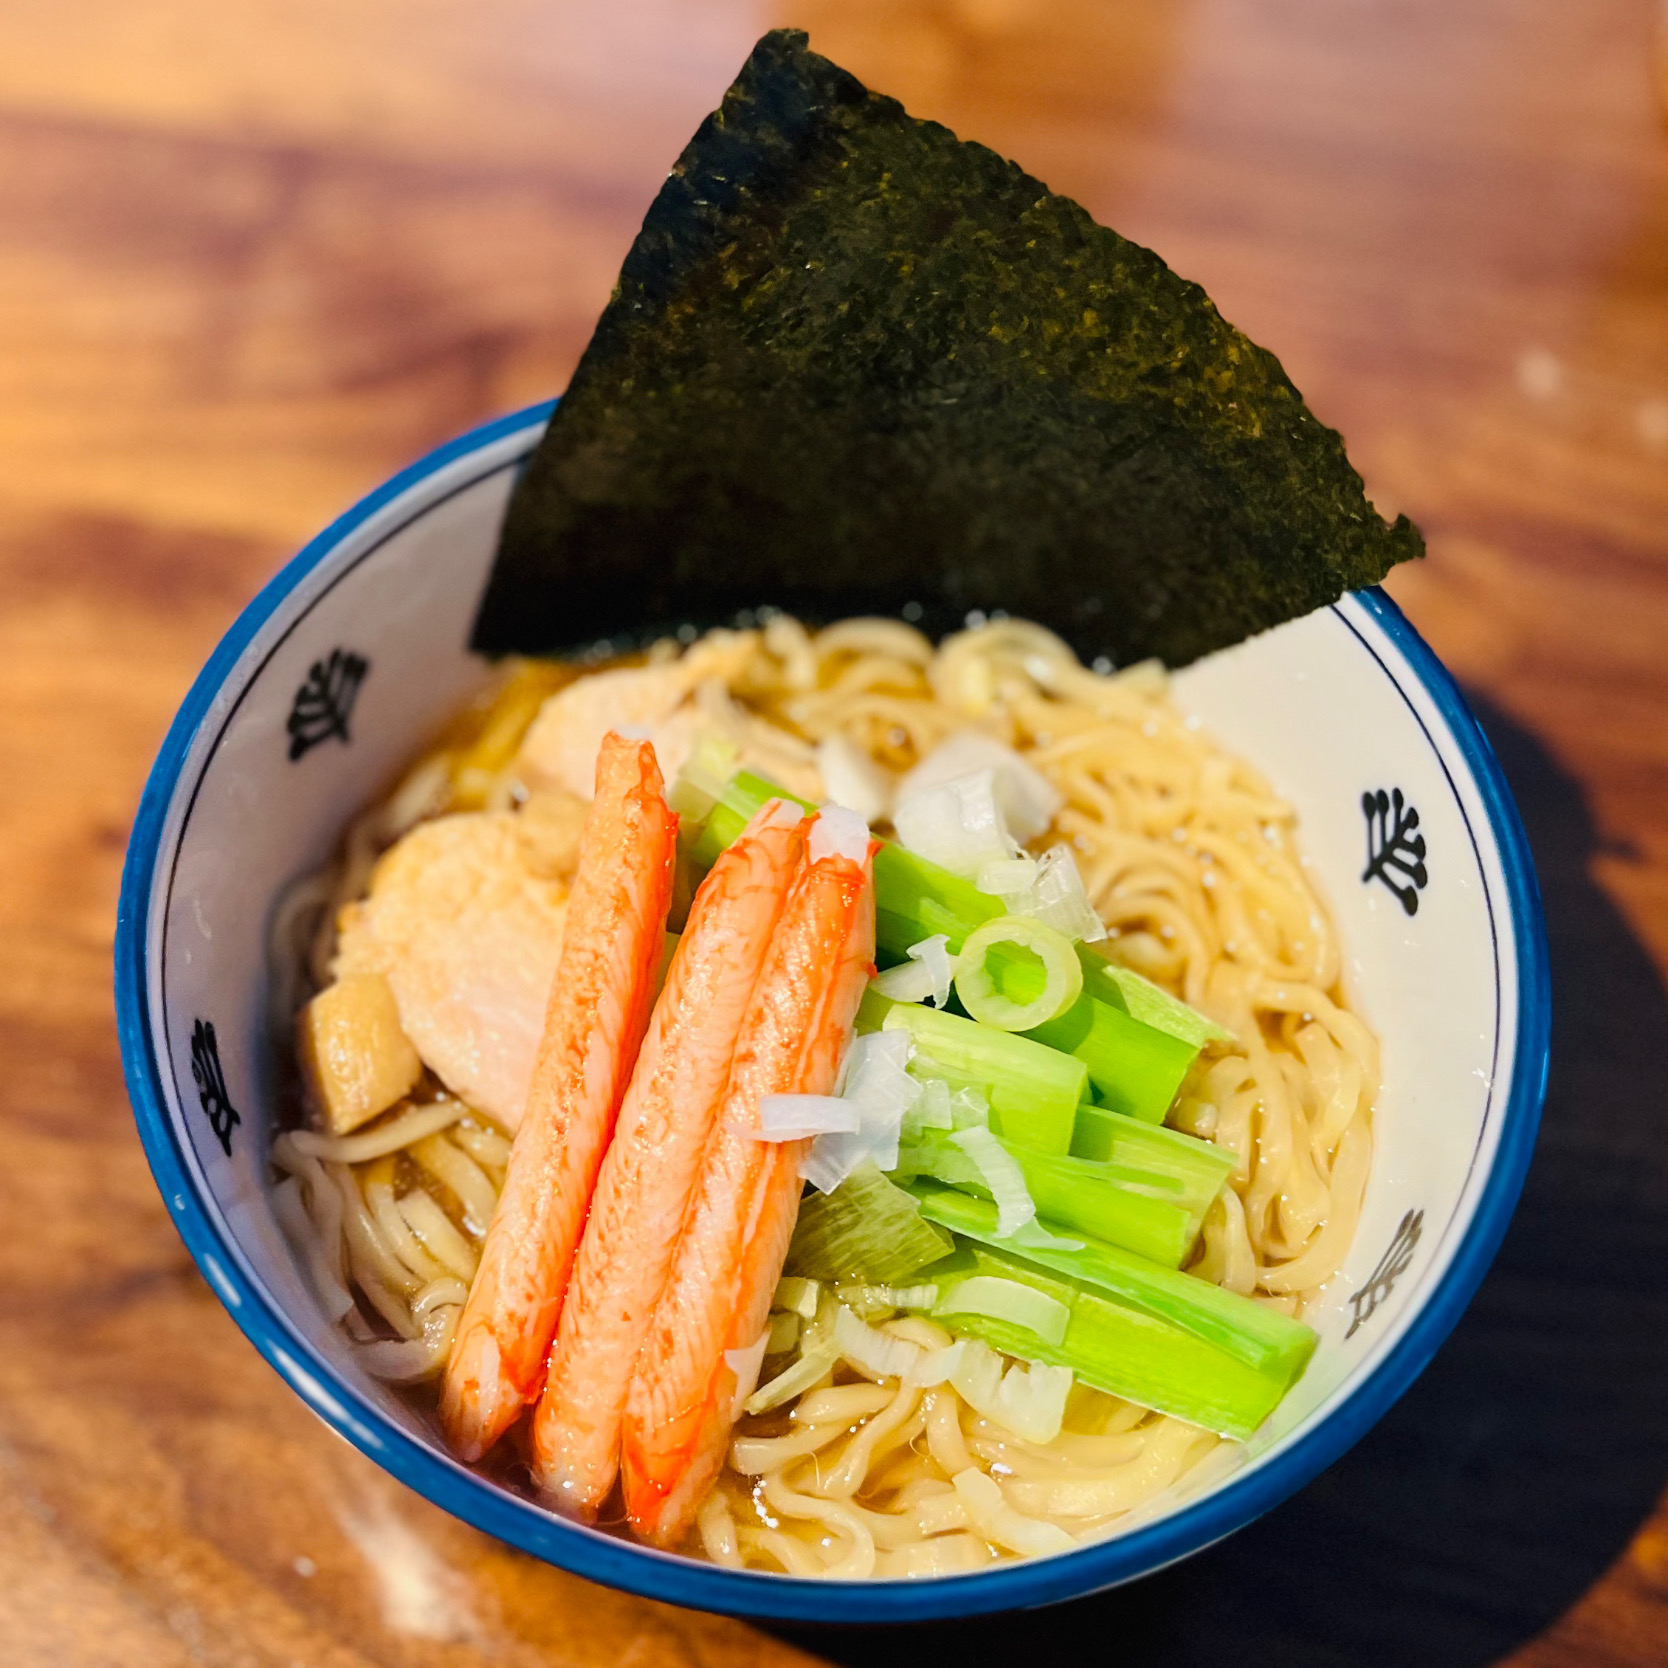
<box><xmin>118</xmin><ymin>406</ymin><xmax>1543</xmax><ymax>1619</ymax></box>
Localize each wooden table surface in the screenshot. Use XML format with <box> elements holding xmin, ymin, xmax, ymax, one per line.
<box><xmin>5</xmin><ymin>2</ymin><xmax>1668</xmax><ymax>1664</ymax></box>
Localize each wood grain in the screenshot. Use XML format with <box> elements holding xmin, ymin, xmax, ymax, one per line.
<box><xmin>1</xmin><ymin>2</ymin><xmax>1665</xmax><ymax>1664</ymax></box>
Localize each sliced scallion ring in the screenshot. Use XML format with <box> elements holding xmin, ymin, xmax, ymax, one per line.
<box><xmin>953</xmin><ymin>916</ymin><xmax>1083</xmax><ymax>1031</ymax></box>
<box><xmin>934</xmin><ymin>1276</ymin><xmax>1072</xmax><ymax>1347</ymax></box>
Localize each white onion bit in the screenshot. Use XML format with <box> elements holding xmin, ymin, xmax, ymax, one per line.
<box><xmin>897</xmin><ymin>732</ymin><xmax>1062</xmax><ymax>844</ymax></box>
<box><xmin>892</xmin><ymin>770</ymin><xmax>1017</xmax><ymax>878</ymax></box>
<box><xmin>908</xmin><ymin>1337</ymin><xmax>967</xmax><ymax>1387</ymax></box>
<box><xmin>906</xmin><ymin>933</ymin><xmax>954</xmax><ymax>1007</ymax></box>
<box><xmin>816</xmin><ymin>736</ymin><xmax>893</xmax><ymax>825</ymax></box>
<box><xmin>996</xmin><ymin>1361</ymin><xmax>1074</xmax><ymax>1445</ymax></box>
<box><xmin>803</xmin><ymin>1031</ymin><xmax>921</xmax><ymax>1193</ymax></box>
<box><xmin>949</xmin><ymin>1085</ymin><xmax>991</xmax><ymax>1130</ymax></box>
<box><xmin>1029</xmin><ymin>845</ymin><xmax>1107</xmax><ymax>943</ymax></box>
<box><xmin>977</xmin><ymin>846</ymin><xmax>1106</xmax><ymax>943</ymax></box>
<box><xmin>947</xmin><ymin>1339</ymin><xmax>1074</xmax><ymax>1445</ymax></box>
<box><xmin>833</xmin><ymin>1304</ymin><xmax>926</xmax><ymax>1379</ymax></box>
<box><xmin>870</xmin><ymin>959</ymin><xmax>940</xmax><ymax>1004</ymax></box>
<box><xmin>901</xmin><ymin>1077</ymin><xmax>955</xmax><ymax>1138</ymax></box>
<box><xmin>754</xmin><ymin>1095</ymin><xmax>861</xmax><ymax>1141</ymax></box>
<box><xmin>977</xmin><ymin>855</ymin><xmax>1042</xmax><ymax>907</ymax></box>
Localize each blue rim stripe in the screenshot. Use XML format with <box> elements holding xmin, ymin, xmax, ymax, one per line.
<box><xmin>115</xmin><ymin>404</ymin><xmax>1550</xmax><ymax>1621</ymax></box>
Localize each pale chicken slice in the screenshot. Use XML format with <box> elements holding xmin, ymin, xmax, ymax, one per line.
<box><xmin>515</xmin><ymin>662</ymin><xmax>699</xmax><ymax>801</ymax></box>
<box><xmin>332</xmin><ymin>791</ymin><xmax>588</xmax><ymax>1132</ymax></box>
<box><xmin>515</xmin><ymin>634</ymin><xmax>823</xmax><ymax>804</ymax></box>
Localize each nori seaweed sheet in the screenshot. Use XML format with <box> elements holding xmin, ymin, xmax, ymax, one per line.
<box><xmin>474</xmin><ymin>28</ymin><xmax>1421</xmax><ymax>668</ymax></box>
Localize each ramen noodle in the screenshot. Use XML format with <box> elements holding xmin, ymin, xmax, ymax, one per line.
<box><xmin>270</xmin><ymin>616</ymin><xmax>1377</xmax><ymax>1577</ymax></box>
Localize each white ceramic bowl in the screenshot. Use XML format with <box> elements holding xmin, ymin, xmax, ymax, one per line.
<box><xmin>115</xmin><ymin>403</ymin><xmax>1549</xmax><ymax>1620</ymax></box>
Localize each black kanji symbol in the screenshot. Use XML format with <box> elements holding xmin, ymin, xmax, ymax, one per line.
<box><xmin>1361</xmin><ymin>788</ymin><xmax>1428</xmax><ymax>915</ymax></box>
<box><xmin>286</xmin><ymin>649</ymin><xmax>369</xmax><ymax>761</ymax></box>
<box><xmin>1345</xmin><ymin>1208</ymin><xmax>1424</xmax><ymax>1338</ymax></box>
<box><xmin>190</xmin><ymin>1018</ymin><xmax>241</xmax><ymax>1157</ymax></box>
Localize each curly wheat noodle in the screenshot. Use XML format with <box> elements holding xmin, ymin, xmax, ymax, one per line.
<box><xmin>266</xmin><ymin>618</ymin><xmax>1379</xmax><ymax>1573</ymax></box>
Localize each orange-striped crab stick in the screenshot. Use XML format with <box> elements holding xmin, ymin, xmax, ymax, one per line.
<box><xmin>620</xmin><ymin>810</ymin><xmax>877</xmax><ymax>1546</ymax></box>
<box><xmin>441</xmin><ymin>733</ymin><xmax>677</xmax><ymax>1461</ymax></box>
<box><xmin>532</xmin><ymin>798</ymin><xmax>809</xmax><ymax>1518</ymax></box>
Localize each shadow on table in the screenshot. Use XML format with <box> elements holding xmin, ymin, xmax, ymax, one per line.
<box><xmin>769</xmin><ymin>692</ymin><xmax>1668</xmax><ymax>1668</ymax></box>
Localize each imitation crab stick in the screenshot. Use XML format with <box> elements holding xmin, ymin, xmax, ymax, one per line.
<box><xmin>441</xmin><ymin>733</ymin><xmax>676</xmax><ymax>1461</ymax></box>
<box><xmin>620</xmin><ymin>812</ymin><xmax>876</xmax><ymax>1546</ymax></box>
<box><xmin>531</xmin><ymin>799</ymin><xmax>808</xmax><ymax>1518</ymax></box>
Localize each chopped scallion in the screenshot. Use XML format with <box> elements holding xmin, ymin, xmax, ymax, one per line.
<box><xmin>1001</xmin><ymin>952</ymin><xmax>1200</xmax><ymax>1123</ymax></box>
<box><xmin>955</xmin><ymin>915</ymin><xmax>1083</xmax><ymax>1030</ymax></box>
<box><xmin>874</xmin><ymin>841</ymin><xmax>1003</xmax><ymax>960</ymax></box>
<box><xmin>882</xmin><ymin>1002</ymin><xmax>1084</xmax><ymax>1155</ymax></box>
<box><xmin>683</xmin><ymin>763</ymin><xmax>1210</xmax><ymax>1118</ymax></box>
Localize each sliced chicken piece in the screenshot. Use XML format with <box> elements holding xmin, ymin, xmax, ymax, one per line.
<box><xmin>515</xmin><ymin>633</ymin><xmax>823</xmax><ymax>805</ymax></box>
<box><xmin>332</xmin><ymin>791</ymin><xmax>587</xmax><ymax>1132</ymax></box>
<box><xmin>516</xmin><ymin>663</ymin><xmax>698</xmax><ymax>801</ymax></box>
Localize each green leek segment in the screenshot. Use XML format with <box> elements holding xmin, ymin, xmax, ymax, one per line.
<box><xmin>785</xmin><ymin>1162</ymin><xmax>953</xmax><ymax>1283</ymax></box>
<box><xmin>875</xmin><ymin>841</ymin><xmax>1002</xmax><ymax>959</ymax></box>
<box><xmin>1070</xmin><ymin>1103</ymin><xmax>1235</xmax><ymax>1222</ymax></box>
<box><xmin>1081</xmin><ymin>946</ymin><xmax>1234</xmax><ymax>1048</ymax></box>
<box><xmin>895</xmin><ymin>1130</ymin><xmax>1198</xmax><ymax>1267</ymax></box>
<box><xmin>910</xmin><ymin>1215</ymin><xmax>1315</xmax><ymax>1438</ymax></box>
<box><xmin>919</xmin><ymin>1245</ymin><xmax>1295</xmax><ymax>1440</ymax></box>
<box><xmin>908</xmin><ymin>1184</ymin><xmax>1315</xmax><ymax>1382</ymax></box>
<box><xmin>880</xmin><ymin>1002</ymin><xmax>1085</xmax><ymax>1156</ymax></box>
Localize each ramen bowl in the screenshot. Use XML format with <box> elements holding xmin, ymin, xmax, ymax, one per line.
<box><xmin>115</xmin><ymin>402</ymin><xmax>1549</xmax><ymax>1621</ymax></box>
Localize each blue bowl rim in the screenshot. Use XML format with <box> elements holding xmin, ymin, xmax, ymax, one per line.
<box><xmin>115</xmin><ymin>400</ymin><xmax>1551</xmax><ymax>1622</ymax></box>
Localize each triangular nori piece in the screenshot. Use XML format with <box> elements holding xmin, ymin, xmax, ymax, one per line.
<box><xmin>475</xmin><ymin>28</ymin><xmax>1420</xmax><ymax>668</ymax></box>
